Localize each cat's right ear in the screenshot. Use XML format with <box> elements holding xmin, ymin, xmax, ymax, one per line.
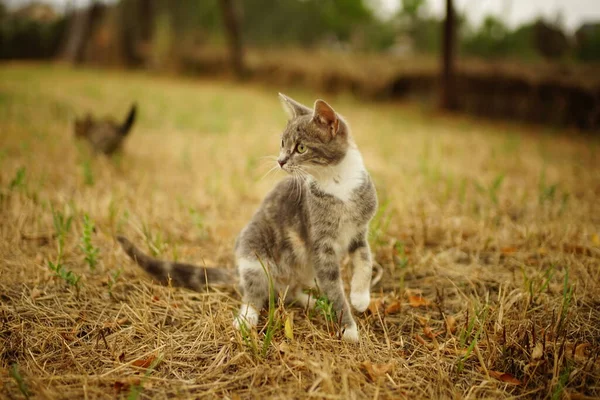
<box><xmin>278</xmin><ymin>93</ymin><xmax>311</xmax><ymax>120</ymax></box>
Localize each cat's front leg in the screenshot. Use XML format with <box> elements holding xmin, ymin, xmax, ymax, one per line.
<box><xmin>234</xmin><ymin>257</ymin><xmax>269</xmax><ymax>329</ymax></box>
<box><xmin>348</xmin><ymin>230</ymin><xmax>372</xmax><ymax>313</ymax></box>
<box><xmin>313</xmin><ymin>241</ymin><xmax>358</xmax><ymax>342</ymax></box>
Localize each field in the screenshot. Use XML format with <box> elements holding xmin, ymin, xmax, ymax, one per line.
<box><xmin>1</xmin><ymin>63</ymin><xmax>599</xmax><ymax>399</ymax></box>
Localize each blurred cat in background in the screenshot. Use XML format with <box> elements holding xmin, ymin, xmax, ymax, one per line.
<box><xmin>74</xmin><ymin>103</ymin><xmax>137</xmax><ymax>155</ymax></box>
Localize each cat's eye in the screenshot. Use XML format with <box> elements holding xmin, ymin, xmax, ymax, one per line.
<box><xmin>296</xmin><ymin>143</ymin><xmax>307</xmax><ymax>154</ymax></box>
<box><xmin>281</xmin><ymin>139</ymin><xmax>284</xmax><ymax>148</ymax></box>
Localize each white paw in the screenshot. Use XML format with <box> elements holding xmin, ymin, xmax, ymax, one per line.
<box><xmin>350</xmin><ymin>290</ymin><xmax>371</xmax><ymax>312</ymax></box>
<box><xmin>342</xmin><ymin>324</ymin><xmax>360</xmax><ymax>342</ymax></box>
<box><xmin>233</xmin><ymin>304</ymin><xmax>258</xmax><ymax>330</ymax></box>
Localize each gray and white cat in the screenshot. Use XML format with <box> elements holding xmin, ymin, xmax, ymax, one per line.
<box><xmin>117</xmin><ymin>94</ymin><xmax>377</xmax><ymax>341</ymax></box>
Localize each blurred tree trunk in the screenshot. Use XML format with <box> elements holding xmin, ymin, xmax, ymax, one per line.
<box><xmin>440</xmin><ymin>0</ymin><xmax>457</xmax><ymax>110</ymax></box>
<box><xmin>219</xmin><ymin>0</ymin><xmax>246</xmax><ymax>79</ymax></box>
<box><xmin>120</xmin><ymin>0</ymin><xmax>154</xmax><ymax>66</ymax></box>
<box><xmin>60</xmin><ymin>3</ymin><xmax>104</xmax><ymax>64</ymax></box>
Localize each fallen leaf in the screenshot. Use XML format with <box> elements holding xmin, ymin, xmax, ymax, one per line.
<box><xmin>132</xmin><ymin>355</ymin><xmax>157</xmax><ymax>369</ymax></box>
<box><xmin>531</xmin><ymin>342</ymin><xmax>543</xmax><ymax>360</ymax></box>
<box><xmin>31</xmin><ymin>288</ymin><xmax>42</xmax><ymax>300</ymax></box>
<box><xmin>591</xmin><ymin>234</ymin><xmax>600</xmax><ymax>246</ymax></box>
<box><xmin>423</xmin><ymin>326</ymin><xmax>442</xmax><ymax>339</ymax></box>
<box><xmin>501</xmin><ymin>247</ymin><xmax>518</xmax><ymax>255</ymax></box>
<box><xmin>562</xmin><ymin>244</ymin><xmax>591</xmax><ymax>257</ymax></box>
<box><xmin>113</xmin><ymin>378</ymin><xmax>140</xmax><ymax>395</ymax></box>
<box><xmin>384</xmin><ymin>301</ymin><xmax>402</xmax><ymax>315</ymax></box>
<box><xmin>414</xmin><ymin>333</ymin><xmax>427</xmax><ymax>346</ymax></box>
<box><xmin>567</xmin><ymin>343</ymin><xmax>591</xmax><ymax>363</ymax></box>
<box><xmin>566</xmin><ymin>391</ymin><xmax>600</xmax><ymax>400</ymax></box>
<box><xmin>489</xmin><ymin>370</ymin><xmax>522</xmax><ymax>385</ymax></box>
<box><xmin>537</xmin><ymin>247</ymin><xmax>548</xmax><ymax>255</ymax></box>
<box><xmin>361</xmin><ymin>361</ymin><xmax>394</xmax><ymax>381</ymax></box>
<box><xmin>445</xmin><ymin>315</ymin><xmax>457</xmax><ymax>334</ymax></box>
<box><xmin>368</xmin><ymin>298</ymin><xmax>384</xmax><ymax>314</ymax></box>
<box><xmin>278</xmin><ymin>342</ymin><xmax>290</xmax><ymax>354</ymax></box>
<box><xmin>408</xmin><ymin>295</ymin><xmax>431</xmax><ymax>308</ymax></box>
<box><xmin>284</xmin><ymin>314</ymin><xmax>294</xmax><ymax>340</ymax></box>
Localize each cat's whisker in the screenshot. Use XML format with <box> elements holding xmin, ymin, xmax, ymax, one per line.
<box><xmin>259</xmin><ymin>165</ymin><xmax>280</xmax><ymax>181</ymax></box>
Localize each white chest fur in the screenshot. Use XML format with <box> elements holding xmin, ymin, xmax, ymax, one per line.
<box><xmin>312</xmin><ymin>148</ymin><xmax>366</xmax><ymax>203</ymax></box>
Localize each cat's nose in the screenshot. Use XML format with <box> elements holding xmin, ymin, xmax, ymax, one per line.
<box><xmin>278</xmin><ymin>159</ymin><xmax>287</xmax><ymax>167</ymax></box>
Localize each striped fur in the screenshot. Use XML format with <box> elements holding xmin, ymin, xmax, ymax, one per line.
<box><xmin>117</xmin><ymin>236</ymin><xmax>234</xmax><ymax>290</ymax></box>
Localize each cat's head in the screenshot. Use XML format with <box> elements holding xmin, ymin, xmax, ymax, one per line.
<box><xmin>277</xmin><ymin>93</ymin><xmax>350</xmax><ymax>176</ymax></box>
<box><xmin>74</xmin><ymin>114</ymin><xmax>92</xmax><ymax>138</ymax></box>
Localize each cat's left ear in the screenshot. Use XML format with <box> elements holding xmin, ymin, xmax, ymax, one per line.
<box><xmin>279</xmin><ymin>93</ymin><xmax>311</xmax><ymax>119</ymax></box>
<box><xmin>313</xmin><ymin>99</ymin><xmax>339</xmax><ymax>137</ymax></box>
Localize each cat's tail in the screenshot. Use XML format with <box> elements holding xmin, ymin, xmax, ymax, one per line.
<box><xmin>116</xmin><ymin>236</ymin><xmax>235</xmax><ymax>290</ymax></box>
<box><xmin>119</xmin><ymin>103</ymin><xmax>137</xmax><ymax>136</ymax></box>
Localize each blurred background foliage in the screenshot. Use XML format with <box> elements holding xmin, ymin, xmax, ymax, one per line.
<box><xmin>1</xmin><ymin>0</ymin><xmax>599</xmax><ymax>130</ymax></box>
<box><xmin>1</xmin><ymin>0</ymin><xmax>599</xmax><ymax>61</ymax></box>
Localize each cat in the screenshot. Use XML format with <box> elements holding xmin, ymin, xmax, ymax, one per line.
<box><xmin>117</xmin><ymin>94</ymin><xmax>377</xmax><ymax>341</ymax></box>
<box><xmin>74</xmin><ymin>103</ymin><xmax>137</xmax><ymax>155</ymax></box>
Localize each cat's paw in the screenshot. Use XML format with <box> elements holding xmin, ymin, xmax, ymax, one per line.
<box><xmin>342</xmin><ymin>324</ymin><xmax>360</xmax><ymax>342</ymax></box>
<box><xmin>350</xmin><ymin>290</ymin><xmax>371</xmax><ymax>313</ymax></box>
<box><xmin>233</xmin><ymin>304</ymin><xmax>258</xmax><ymax>330</ymax></box>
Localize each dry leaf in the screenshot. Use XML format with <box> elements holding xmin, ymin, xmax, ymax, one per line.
<box><xmin>361</xmin><ymin>361</ymin><xmax>394</xmax><ymax>381</ymax></box>
<box><xmin>132</xmin><ymin>355</ymin><xmax>157</xmax><ymax>369</ymax></box>
<box><xmin>423</xmin><ymin>326</ymin><xmax>442</xmax><ymax>339</ymax></box>
<box><xmin>562</xmin><ymin>244</ymin><xmax>591</xmax><ymax>256</ymax></box>
<box><xmin>368</xmin><ymin>298</ymin><xmax>384</xmax><ymax>314</ymax></box>
<box><xmin>113</xmin><ymin>378</ymin><xmax>140</xmax><ymax>395</ymax></box>
<box><xmin>445</xmin><ymin>316</ymin><xmax>457</xmax><ymax>334</ymax></box>
<box><xmin>31</xmin><ymin>288</ymin><xmax>42</xmax><ymax>300</ymax></box>
<box><xmin>384</xmin><ymin>301</ymin><xmax>402</xmax><ymax>315</ymax></box>
<box><xmin>531</xmin><ymin>342</ymin><xmax>543</xmax><ymax>360</ymax></box>
<box><xmin>278</xmin><ymin>342</ymin><xmax>290</xmax><ymax>354</ymax></box>
<box><xmin>501</xmin><ymin>247</ymin><xmax>518</xmax><ymax>255</ymax></box>
<box><xmin>489</xmin><ymin>370</ymin><xmax>522</xmax><ymax>385</ymax></box>
<box><xmin>408</xmin><ymin>295</ymin><xmax>431</xmax><ymax>308</ymax></box>
<box><xmin>284</xmin><ymin>314</ymin><xmax>294</xmax><ymax>340</ymax></box>
<box><xmin>414</xmin><ymin>333</ymin><xmax>427</xmax><ymax>346</ymax></box>
<box><xmin>567</xmin><ymin>343</ymin><xmax>591</xmax><ymax>363</ymax></box>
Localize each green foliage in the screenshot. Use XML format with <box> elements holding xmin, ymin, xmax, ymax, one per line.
<box><xmin>48</xmin><ymin>259</ymin><xmax>81</xmax><ymax>288</ymax></box>
<box><xmin>461</xmin><ymin>16</ymin><xmax>538</xmax><ymax>60</ymax></box>
<box><xmin>80</xmin><ymin>213</ymin><xmax>100</xmax><ymax>271</ymax></box>
<box><xmin>0</xmin><ymin>11</ymin><xmax>67</xmax><ymax>60</ymax></box>
<box><xmin>52</xmin><ymin>205</ymin><xmax>73</xmax><ymax>251</ymax></box>
<box><xmin>576</xmin><ymin>24</ymin><xmax>600</xmax><ymax>62</ymax></box>
<box><xmin>315</xmin><ymin>294</ymin><xmax>337</xmax><ymax>324</ymax></box>
<box><xmin>9</xmin><ymin>364</ymin><xmax>30</xmax><ymax>399</ymax></box>
<box><xmin>107</xmin><ymin>268</ymin><xmax>123</xmax><ymax>298</ymax></box>
<box><xmin>82</xmin><ymin>159</ymin><xmax>94</xmax><ymax>186</ymax></box>
<box><xmin>258</xmin><ymin>257</ymin><xmax>278</xmax><ymax>357</ymax></box>
<box><xmin>9</xmin><ymin>166</ymin><xmax>26</xmax><ymax>190</ymax></box>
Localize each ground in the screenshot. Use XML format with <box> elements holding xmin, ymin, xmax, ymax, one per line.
<box><xmin>0</xmin><ymin>63</ymin><xmax>599</xmax><ymax>399</ymax></box>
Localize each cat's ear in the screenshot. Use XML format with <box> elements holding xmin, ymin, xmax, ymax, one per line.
<box><xmin>313</xmin><ymin>99</ymin><xmax>339</xmax><ymax>137</ymax></box>
<box><xmin>278</xmin><ymin>93</ymin><xmax>311</xmax><ymax>119</ymax></box>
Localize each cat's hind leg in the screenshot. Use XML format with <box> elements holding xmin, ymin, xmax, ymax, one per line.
<box><xmin>234</xmin><ymin>257</ymin><xmax>269</xmax><ymax>330</ymax></box>
<box><xmin>348</xmin><ymin>231</ymin><xmax>372</xmax><ymax>313</ymax></box>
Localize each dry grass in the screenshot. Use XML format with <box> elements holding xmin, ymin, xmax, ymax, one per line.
<box><xmin>1</xmin><ymin>63</ymin><xmax>599</xmax><ymax>399</ymax></box>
